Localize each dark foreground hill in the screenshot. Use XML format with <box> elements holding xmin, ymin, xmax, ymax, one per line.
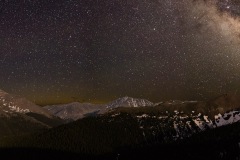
<box><xmin>1</xmin><ymin>108</ymin><xmax>240</xmax><ymax>160</ymax></box>
<box><xmin>0</xmin><ymin>121</ymin><xmax>240</xmax><ymax>160</ymax></box>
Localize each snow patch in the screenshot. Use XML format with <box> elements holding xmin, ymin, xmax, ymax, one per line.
<box><xmin>137</xmin><ymin>114</ymin><xmax>149</xmax><ymax>118</ymax></box>
<box><xmin>215</xmin><ymin>111</ymin><xmax>240</xmax><ymax>127</ymax></box>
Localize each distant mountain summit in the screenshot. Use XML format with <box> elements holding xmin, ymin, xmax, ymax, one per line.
<box><xmin>106</xmin><ymin>97</ymin><xmax>154</xmax><ymax>109</ymax></box>
<box><xmin>0</xmin><ymin>89</ymin><xmax>51</xmax><ymax>118</ymax></box>
<box><xmin>0</xmin><ymin>89</ymin><xmax>64</xmax><ymax>137</ymax></box>
<box><xmin>44</xmin><ymin>102</ymin><xmax>104</xmax><ymax>120</ymax></box>
<box><xmin>42</xmin><ymin>93</ymin><xmax>240</xmax><ymax>128</ymax></box>
<box><xmin>44</xmin><ymin>97</ymin><xmax>154</xmax><ymax>120</ymax></box>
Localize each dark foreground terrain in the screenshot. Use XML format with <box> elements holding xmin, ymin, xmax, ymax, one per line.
<box><xmin>1</xmin><ymin>91</ymin><xmax>240</xmax><ymax>160</ymax></box>
<box><xmin>1</xmin><ymin>115</ymin><xmax>240</xmax><ymax>160</ymax></box>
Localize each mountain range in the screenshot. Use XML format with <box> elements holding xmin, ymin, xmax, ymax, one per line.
<box><xmin>0</xmin><ymin>89</ymin><xmax>51</xmax><ymax>116</ymax></box>
<box><xmin>43</xmin><ymin>102</ymin><xmax>105</xmax><ymax>120</ymax></box>
<box><xmin>0</xmin><ymin>89</ymin><xmax>240</xmax><ymax>159</ymax></box>
<box><xmin>43</xmin><ymin>96</ymin><xmax>154</xmax><ymax>120</ymax></box>
<box><xmin>0</xmin><ymin>89</ymin><xmax>64</xmax><ymax>137</ymax></box>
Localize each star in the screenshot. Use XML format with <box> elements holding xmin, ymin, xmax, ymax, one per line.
<box><xmin>0</xmin><ymin>0</ymin><xmax>239</xmax><ymax>105</ymax></box>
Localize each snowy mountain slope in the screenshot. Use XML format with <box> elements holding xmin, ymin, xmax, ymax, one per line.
<box><xmin>214</xmin><ymin>110</ymin><xmax>240</xmax><ymax>127</ymax></box>
<box><xmin>0</xmin><ymin>89</ymin><xmax>52</xmax><ymax>118</ymax></box>
<box><xmin>153</xmin><ymin>93</ymin><xmax>240</xmax><ymax>119</ymax></box>
<box><xmin>9</xmin><ymin>89</ymin><xmax>239</xmax><ymax>140</ymax></box>
<box><xmin>0</xmin><ymin>89</ymin><xmax>64</xmax><ymax>137</ymax></box>
<box><xmin>44</xmin><ymin>97</ymin><xmax>154</xmax><ymax>120</ymax></box>
<box><xmin>106</xmin><ymin>96</ymin><xmax>154</xmax><ymax>109</ymax></box>
<box><xmin>105</xmin><ymin>94</ymin><xmax>240</xmax><ymax>141</ymax></box>
<box><xmin>44</xmin><ymin>102</ymin><xmax>105</xmax><ymax>120</ymax></box>
<box><xmin>43</xmin><ymin>93</ymin><xmax>240</xmax><ymax>137</ymax></box>
<box><xmin>106</xmin><ymin>107</ymin><xmax>214</xmax><ymax>141</ymax></box>
<box><xmin>1</xmin><ymin>94</ymin><xmax>240</xmax><ymax>159</ymax></box>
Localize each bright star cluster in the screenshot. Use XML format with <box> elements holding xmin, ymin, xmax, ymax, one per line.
<box><xmin>0</xmin><ymin>0</ymin><xmax>240</xmax><ymax>105</ymax></box>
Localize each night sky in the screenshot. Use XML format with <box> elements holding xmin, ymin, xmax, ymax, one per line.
<box><xmin>0</xmin><ymin>0</ymin><xmax>240</xmax><ymax>105</ymax></box>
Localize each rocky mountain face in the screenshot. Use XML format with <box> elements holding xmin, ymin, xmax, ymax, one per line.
<box><xmin>43</xmin><ymin>102</ymin><xmax>105</xmax><ymax>121</ymax></box>
<box><xmin>1</xmin><ymin>89</ymin><xmax>240</xmax><ymax>147</ymax></box>
<box><xmin>44</xmin><ymin>97</ymin><xmax>154</xmax><ymax>121</ymax></box>
<box><xmin>44</xmin><ymin>93</ymin><xmax>240</xmax><ymax>124</ymax></box>
<box><xmin>105</xmin><ymin>93</ymin><xmax>240</xmax><ymax>141</ymax></box>
<box><xmin>42</xmin><ymin>93</ymin><xmax>240</xmax><ymax>142</ymax></box>
<box><xmin>108</xmin><ymin>108</ymin><xmax>240</xmax><ymax>141</ymax></box>
<box><xmin>0</xmin><ymin>89</ymin><xmax>52</xmax><ymax>117</ymax></box>
<box><xmin>0</xmin><ymin>89</ymin><xmax>64</xmax><ymax>137</ymax></box>
<box><xmin>106</xmin><ymin>97</ymin><xmax>154</xmax><ymax>108</ymax></box>
<box><xmin>1</xmin><ymin>93</ymin><xmax>240</xmax><ymax>159</ymax></box>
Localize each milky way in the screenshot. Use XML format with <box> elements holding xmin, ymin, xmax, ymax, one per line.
<box><xmin>0</xmin><ymin>0</ymin><xmax>240</xmax><ymax>105</ymax></box>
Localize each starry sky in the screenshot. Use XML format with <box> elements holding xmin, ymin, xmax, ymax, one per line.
<box><xmin>0</xmin><ymin>0</ymin><xmax>240</xmax><ymax>105</ymax></box>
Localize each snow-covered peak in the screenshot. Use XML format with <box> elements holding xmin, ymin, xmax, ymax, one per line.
<box><xmin>106</xmin><ymin>97</ymin><xmax>154</xmax><ymax>109</ymax></box>
<box><xmin>0</xmin><ymin>89</ymin><xmax>52</xmax><ymax>117</ymax></box>
<box><xmin>44</xmin><ymin>102</ymin><xmax>104</xmax><ymax>120</ymax></box>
